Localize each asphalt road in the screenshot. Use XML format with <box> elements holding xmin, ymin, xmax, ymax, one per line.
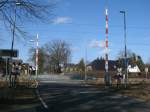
<box><xmin>36</xmin><ymin>82</ymin><xmax>150</xmax><ymax>112</ymax></box>
<box><xmin>1</xmin><ymin>82</ymin><xmax>150</xmax><ymax>112</ymax></box>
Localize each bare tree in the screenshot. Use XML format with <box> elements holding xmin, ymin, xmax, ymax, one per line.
<box><xmin>0</xmin><ymin>0</ymin><xmax>55</xmax><ymax>87</ymax></box>
<box><xmin>44</xmin><ymin>40</ymin><xmax>71</xmax><ymax>73</ymax></box>
<box><xmin>0</xmin><ymin>0</ymin><xmax>55</xmax><ymax>40</ymax></box>
<box><xmin>28</xmin><ymin>40</ymin><xmax>71</xmax><ymax>74</ymax></box>
<box><xmin>117</xmin><ymin>50</ymin><xmax>133</xmax><ymax>59</ymax></box>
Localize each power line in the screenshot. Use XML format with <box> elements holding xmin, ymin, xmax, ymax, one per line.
<box><xmin>1</xmin><ymin>23</ymin><xmax>150</xmax><ymax>30</ymax></box>
<box><xmin>50</xmin><ymin>23</ymin><xmax>150</xmax><ymax>30</ymax></box>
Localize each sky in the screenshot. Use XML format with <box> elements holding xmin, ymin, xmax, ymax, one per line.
<box><xmin>1</xmin><ymin>0</ymin><xmax>150</xmax><ymax>64</ymax></box>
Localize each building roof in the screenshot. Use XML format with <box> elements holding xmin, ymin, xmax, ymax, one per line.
<box><xmin>88</xmin><ymin>58</ymin><xmax>117</xmax><ymax>71</ymax></box>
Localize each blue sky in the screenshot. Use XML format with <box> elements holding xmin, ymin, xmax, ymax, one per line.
<box><xmin>1</xmin><ymin>0</ymin><xmax>150</xmax><ymax>64</ymax></box>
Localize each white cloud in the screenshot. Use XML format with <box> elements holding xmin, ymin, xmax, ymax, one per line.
<box><xmin>52</xmin><ymin>17</ymin><xmax>72</xmax><ymax>24</ymax></box>
<box><xmin>71</xmin><ymin>46</ymin><xmax>79</xmax><ymax>52</ymax></box>
<box><xmin>89</xmin><ymin>40</ymin><xmax>105</xmax><ymax>48</ymax></box>
<box><xmin>102</xmin><ymin>49</ymin><xmax>110</xmax><ymax>54</ymax></box>
<box><xmin>98</xmin><ymin>49</ymin><xmax>111</xmax><ymax>56</ymax></box>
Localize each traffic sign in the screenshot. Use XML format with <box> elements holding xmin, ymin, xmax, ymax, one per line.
<box><xmin>0</xmin><ymin>49</ymin><xmax>18</xmax><ymax>57</ymax></box>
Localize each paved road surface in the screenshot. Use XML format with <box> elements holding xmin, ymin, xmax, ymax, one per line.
<box><xmin>1</xmin><ymin>82</ymin><xmax>150</xmax><ymax>112</ymax></box>
<box><xmin>36</xmin><ymin>83</ymin><xmax>150</xmax><ymax>112</ymax></box>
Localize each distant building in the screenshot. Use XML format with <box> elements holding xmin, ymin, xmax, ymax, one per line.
<box><xmin>63</xmin><ymin>58</ymin><xmax>142</xmax><ymax>74</ymax></box>
<box><xmin>87</xmin><ymin>66</ymin><xmax>92</xmax><ymax>71</ymax></box>
<box><xmin>128</xmin><ymin>65</ymin><xmax>140</xmax><ymax>73</ymax></box>
<box><xmin>88</xmin><ymin>58</ymin><xmax>117</xmax><ymax>71</ymax></box>
<box><xmin>63</xmin><ymin>63</ymin><xmax>78</xmax><ymax>72</ymax></box>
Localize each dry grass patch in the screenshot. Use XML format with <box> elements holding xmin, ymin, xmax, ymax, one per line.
<box><xmin>119</xmin><ymin>84</ymin><xmax>150</xmax><ymax>101</ymax></box>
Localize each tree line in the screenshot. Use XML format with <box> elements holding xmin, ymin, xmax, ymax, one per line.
<box><xmin>29</xmin><ymin>43</ymin><xmax>146</xmax><ymax>74</ymax></box>
<box><xmin>28</xmin><ymin>40</ymin><xmax>71</xmax><ymax>74</ymax></box>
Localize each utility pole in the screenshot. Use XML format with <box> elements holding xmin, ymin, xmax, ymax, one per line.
<box><xmin>5</xmin><ymin>58</ymin><xmax>8</xmax><ymax>80</ymax></box>
<box><xmin>84</xmin><ymin>44</ymin><xmax>87</xmax><ymax>81</ymax></box>
<box><xmin>120</xmin><ymin>11</ymin><xmax>128</xmax><ymax>87</ymax></box>
<box><xmin>9</xmin><ymin>2</ymin><xmax>19</xmax><ymax>87</ymax></box>
<box><xmin>35</xmin><ymin>34</ymin><xmax>39</xmax><ymax>79</ymax></box>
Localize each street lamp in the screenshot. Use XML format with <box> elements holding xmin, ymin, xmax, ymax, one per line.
<box><xmin>120</xmin><ymin>11</ymin><xmax>128</xmax><ymax>87</ymax></box>
<box><xmin>29</xmin><ymin>34</ymin><xmax>39</xmax><ymax>79</ymax></box>
<box><xmin>11</xmin><ymin>1</ymin><xmax>21</xmax><ymax>54</ymax></box>
<box><xmin>9</xmin><ymin>1</ymin><xmax>21</xmax><ymax>87</ymax></box>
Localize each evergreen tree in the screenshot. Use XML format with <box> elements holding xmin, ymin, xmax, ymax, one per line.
<box><xmin>77</xmin><ymin>58</ymin><xmax>85</xmax><ymax>72</ymax></box>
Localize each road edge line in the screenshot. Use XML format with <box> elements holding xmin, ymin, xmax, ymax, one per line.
<box><xmin>36</xmin><ymin>90</ymin><xmax>48</xmax><ymax>109</ymax></box>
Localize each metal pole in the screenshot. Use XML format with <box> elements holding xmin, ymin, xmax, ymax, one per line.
<box><xmin>85</xmin><ymin>44</ymin><xmax>87</xmax><ymax>81</ymax></box>
<box><xmin>104</xmin><ymin>8</ymin><xmax>110</xmax><ymax>86</ymax></box>
<box><xmin>9</xmin><ymin>4</ymin><xmax>17</xmax><ymax>86</ymax></box>
<box><xmin>11</xmin><ymin>4</ymin><xmax>17</xmax><ymax>51</ymax></box>
<box><xmin>5</xmin><ymin>58</ymin><xmax>7</xmax><ymax>80</ymax></box>
<box><xmin>105</xmin><ymin>8</ymin><xmax>109</xmax><ymax>73</ymax></box>
<box><xmin>120</xmin><ymin>11</ymin><xmax>128</xmax><ymax>87</ymax></box>
<box><xmin>35</xmin><ymin>34</ymin><xmax>39</xmax><ymax>79</ymax></box>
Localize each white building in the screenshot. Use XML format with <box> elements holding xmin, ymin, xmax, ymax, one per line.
<box><xmin>128</xmin><ymin>65</ymin><xmax>141</xmax><ymax>73</ymax></box>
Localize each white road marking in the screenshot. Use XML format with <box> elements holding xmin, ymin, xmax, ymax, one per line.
<box><xmin>36</xmin><ymin>90</ymin><xmax>48</xmax><ymax>109</ymax></box>
<box><xmin>79</xmin><ymin>91</ymin><xmax>102</xmax><ymax>94</ymax></box>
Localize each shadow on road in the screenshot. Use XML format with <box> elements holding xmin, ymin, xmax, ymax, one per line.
<box><xmin>38</xmin><ymin>83</ymin><xmax>150</xmax><ymax>112</ymax></box>
<box><xmin>0</xmin><ymin>84</ymin><xmax>150</xmax><ymax>112</ymax></box>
